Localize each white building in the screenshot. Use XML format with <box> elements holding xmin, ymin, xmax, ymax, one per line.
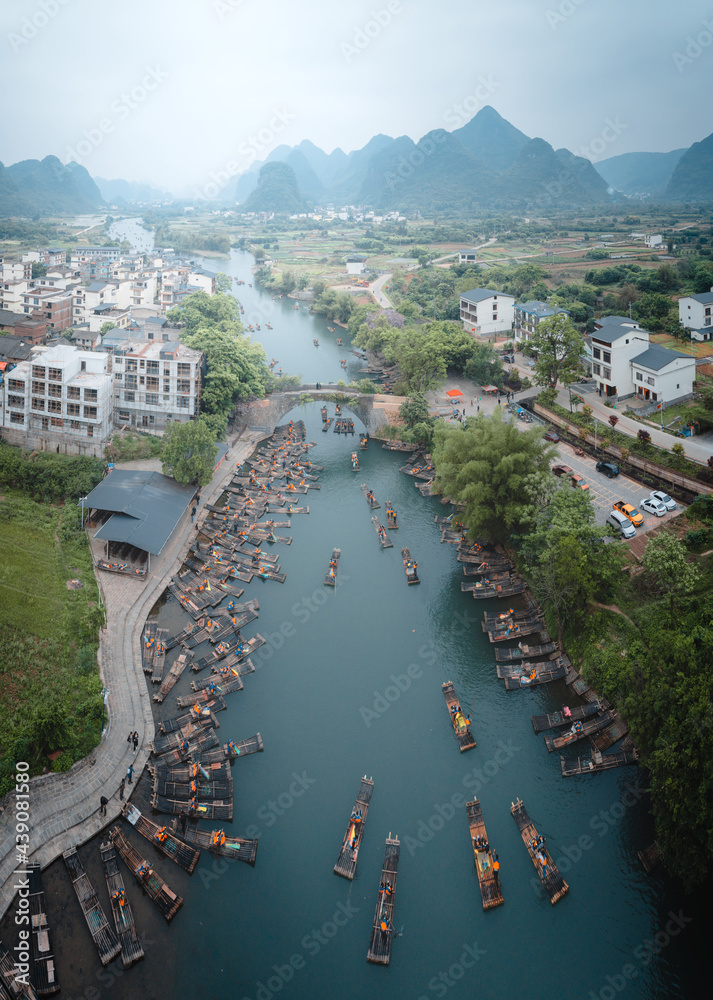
<box><xmin>459</xmin><ymin>288</ymin><xmax>515</xmax><ymax>337</ymax></box>
<box><xmin>644</xmin><ymin>234</ymin><xmax>663</xmax><ymax>248</ymax></box>
<box><xmin>678</xmin><ymin>290</ymin><xmax>713</xmax><ymax>331</ymax></box>
<box><xmin>590</xmin><ymin>317</ymin><xmax>695</xmax><ymax>403</ymax></box>
<box><xmin>630</xmin><ymin>344</ymin><xmax>696</xmax><ymax>404</ymax></box>
<box><xmin>346</xmin><ymin>256</ymin><xmax>367</xmax><ymax>276</ymax></box>
<box><xmin>1</xmin><ymin>344</ymin><xmax>113</xmax><ymax>456</ymax></box>
<box><xmin>110</xmin><ymin>339</ymin><xmax>202</xmax><ymax>432</ymax></box>
<box><xmin>457</xmin><ymin>248</ymin><xmax>478</xmax><ymax>265</ymax></box>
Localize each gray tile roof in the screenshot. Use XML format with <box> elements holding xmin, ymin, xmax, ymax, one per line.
<box><xmin>630</xmin><ymin>343</ymin><xmax>693</xmax><ymax>372</ymax></box>
<box><xmin>688</xmin><ymin>292</ymin><xmax>713</xmax><ymax>305</ymax></box>
<box><xmin>460</xmin><ymin>288</ymin><xmax>514</xmax><ymax>304</ymax></box>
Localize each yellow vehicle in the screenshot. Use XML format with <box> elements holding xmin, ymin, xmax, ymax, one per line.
<box><xmin>613</xmin><ymin>501</ymin><xmax>644</xmax><ymax>527</ymax></box>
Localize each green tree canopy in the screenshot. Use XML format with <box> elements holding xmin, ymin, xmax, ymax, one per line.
<box><xmin>161</xmin><ymin>418</ymin><xmax>218</xmax><ymax>486</ymax></box>
<box><xmin>642</xmin><ymin>532</ymin><xmax>701</xmax><ymax>611</ymax></box>
<box><xmin>530</xmin><ymin>312</ymin><xmax>584</xmax><ymax>390</ymax></box>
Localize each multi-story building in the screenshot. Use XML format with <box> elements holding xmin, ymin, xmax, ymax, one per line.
<box><xmin>0</xmin><ymin>308</ymin><xmax>47</xmax><ymax>344</ymax></box>
<box><xmin>1</xmin><ymin>344</ymin><xmax>113</xmax><ymax>456</ymax></box>
<box><xmin>589</xmin><ymin>317</ymin><xmax>695</xmax><ymax>403</ymax></box>
<box><xmin>110</xmin><ymin>339</ymin><xmax>202</xmax><ymax>431</ymax></box>
<box><xmin>70</xmin><ymin>246</ymin><xmax>123</xmax><ymax>264</ymax></box>
<box><xmin>514</xmin><ymin>301</ymin><xmax>570</xmax><ymax>342</ymax></box>
<box><xmin>188</xmin><ymin>268</ymin><xmax>217</xmax><ymax>295</ymax></box>
<box><xmin>458</xmin><ymin>248</ymin><xmax>478</xmax><ymax>265</ymax></box>
<box><xmin>21</xmin><ymin>287</ymin><xmax>73</xmax><ymax>332</ymax></box>
<box><xmin>678</xmin><ymin>290</ymin><xmax>713</xmax><ymax>332</ymax></box>
<box><xmin>459</xmin><ymin>288</ymin><xmax>515</xmax><ymax>337</ymax></box>
<box><xmin>1</xmin><ymin>261</ymin><xmax>32</xmax><ymax>282</ymax></box>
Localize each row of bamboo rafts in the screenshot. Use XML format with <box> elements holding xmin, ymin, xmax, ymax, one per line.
<box><xmin>371</xmin><ymin>517</ymin><xmax>393</xmax><ymax>548</ymax></box>
<box><xmin>510</xmin><ymin>799</ymin><xmax>569</xmax><ymax>905</ymax></box>
<box><xmin>189</xmin><ymin>633</ymin><xmax>265</xmax><ymax>674</ymax></box>
<box><xmin>121</xmin><ymin>804</ymin><xmax>201</xmax><ymax>873</ymax></box>
<box><xmin>467</xmin><ymin>799</ymin><xmax>504</xmax><ymax>909</ymax></box>
<box><xmin>108</xmin><ymin>828</ymin><xmax>183</xmax><ymax>922</ymax></box>
<box><xmin>401</xmin><ymin>548</ymin><xmax>420</xmax><ymax>584</ymax></box>
<box><xmin>334</xmin><ymin>776</ymin><xmax>375</xmax><ymax>880</ymax></box>
<box><xmin>325</xmin><ymin>548</ymin><xmax>340</xmax><ymax>586</ymax></box>
<box><xmin>367</xmin><ymin>836</ymin><xmax>400</xmax><ymax>965</ymax></box>
<box><xmin>0</xmin><ymin>935</ymin><xmax>40</xmax><ymax>998</ymax></box>
<box><xmin>63</xmin><ymin>848</ymin><xmax>121</xmax><ymax>966</ymax></box>
<box><xmin>442</xmin><ymin>681</ymin><xmax>476</xmax><ymax>751</ymax></box>
<box><xmin>27</xmin><ymin>863</ymin><xmax>59</xmax><ymax>996</ymax></box>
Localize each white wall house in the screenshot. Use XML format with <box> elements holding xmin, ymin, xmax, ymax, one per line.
<box><xmin>644</xmin><ymin>234</ymin><xmax>663</xmax><ymax>248</ymax></box>
<box><xmin>459</xmin><ymin>288</ymin><xmax>515</xmax><ymax>337</ymax></box>
<box><xmin>111</xmin><ymin>339</ymin><xmax>202</xmax><ymax>432</ymax></box>
<box><xmin>346</xmin><ymin>256</ymin><xmax>367</xmax><ymax>275</ymax></box>
<box><xmin>514</xmin><ymin>300</ymin><xmax>570</xmax><ymax>342</ymax></box>
<box><xmin>591</xmin><ymin>317</ymin><xmax>695</xmax><ymax>403</ymax></box>
<box><xmin>458</xmin><ymin>248</ymin><xmax>478</xmax><ymax>265</ymax></box>
<box><xmin>630</xmin><ymin>344</ymin><xmax>696</xmax><ymax>404</ymax></box>
<box><xmin>678</xmin><ymin>291</ymin><xmax>713</xmax><ymax>331</ymax></box>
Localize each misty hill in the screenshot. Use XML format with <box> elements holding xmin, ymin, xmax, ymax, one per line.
<box><xmin>0</xmin><ymin>156</ymin><xmax>103</xmax><ymax>216</ymax></box>
<box><xmin>240</xmin><ymin>161</ymin><xmax>307</xmax><ymax>214</ymax></box>
<box><xmin>595</xmin><ymin>149</ymin><xmax>685</xmax><ymax>197</ymax></box>
<box><xmin>451</xmin><ymin>105</ymin><xmax>529</xmax><ymax>171</ymax></box>
<box><xmin>664</xmin><ymin>133</ymin><xmax>713</xmax><ymax>202</ymax></box>
<box><xmin>95</xmin><ymin>177</ymin><xmax>172</xmax><ymax>203</ymax></box>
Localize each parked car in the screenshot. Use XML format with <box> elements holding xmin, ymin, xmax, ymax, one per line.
<box><xmin>596</xmin><ymin>461</ymin><xmax>619</xmax><ymax>478</ymax></box>
<box><xmin>640</xmin><ymin>497</ymin><xmax>667</xmax><ymax>517</ymax></box>
<box><xmin>612</xmin><ymin>500</ymin><xmax>644</xmax><ymax>527</ymax></box>
<box><xmin>552</xmin><ymin>463</ymin><xmax>573</xmax><ymax>477</ymax></box>
<box><xmin>570</xmin><ymin>473</ymin><xmax>589</xmax><ymax>491</ymax></box>
<box><xmin>607</xmin><ymin>510</ymin><xmax>636</xmax><ymax>539</ymax></box>
<box><xmin>543</xmin><ymin>429</ymin><xmax>560</xmax><ymax>442</ymax></box>
<box><xmin>649</xmin><ymin>490</ymin><xmax>676</xmax><ymax>511</ymax></box>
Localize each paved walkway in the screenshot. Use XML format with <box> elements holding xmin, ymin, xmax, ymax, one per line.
<box><xmin>0</xmin><ymin>428</ymin><xmax>267</xmax><ymax>919</ymax></box>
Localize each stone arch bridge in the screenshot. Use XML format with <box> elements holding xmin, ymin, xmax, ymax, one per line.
<box><xmin>238</xmin><ymin>386</ymin><xmax>405</xmax><ymax>437</ymax></box>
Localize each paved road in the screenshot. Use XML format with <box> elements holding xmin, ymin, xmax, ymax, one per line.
<box><xmin>0</xmin><ymin>429</ymin><xmax>267</xmax><ymax>919</ymax></box>
<box><xmin>369</xmin><ymin>272</ymin><xmax>393</xmax><ymax>309</ymax></box>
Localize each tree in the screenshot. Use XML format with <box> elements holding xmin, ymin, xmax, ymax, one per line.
<box><xmin>215</xmin><ymin>272</ymin><xmax>233</xmax><ymax>294</ymax></box>
<box><xmin>642</xmin><ymin>532</ymin><xmax>700</xmax><ymax>612</ymax></box>
<box><xmin>530</xmin><ymin>313</ymin><xmax>584</xmax><ymax>391</ymax></box>
<box><xmin>100</xmin><ymin>322</ymin><xmax>117</xmax><ymax>336</ymax></box>
<box><xmin>31</xmin><ymin>262</ymin><xmax>47</xmax><ymax>278</ymax></box>
<box><xmin>161</xmin><ymin>419</ymin><xmax>218</xmax><ymax>486</ymax></box>
<box><xmin>399</xmin><ymin>393</ymin><xmax>430</xmax><ymax>429</ymax></box>
<box><xmin>433</xmin><ymin>410</ymin><xmax>557</xmax><ymax>544</ymax></box>
<box><xmin>671</xmin><ymin>442</ymin><xmax>686</xmax><ymax>464</ymax></box>
<box><xmin>608</xmin><ymin>415</ymin><xmax>619</xmax><ymax>429</ymax></box>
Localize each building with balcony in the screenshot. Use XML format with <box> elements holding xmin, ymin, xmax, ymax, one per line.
<box><xmin>459</xmin><ymin>288</ymin><xmax>515</xmax><ymax>337</ymax></box>
<box><xmin>514</xmin><ymin>300</ymin><xmax>570</xmax><ymax>342</ymax></box>
<box><xmin>110</xmin><ymin>339</ymin><xmax>202</xmax><ymax>432</ymax></box>
<box><xmin>678</xmin><ymin>290</ymin><xmax>713</xmax><ymax>332</ymax></box>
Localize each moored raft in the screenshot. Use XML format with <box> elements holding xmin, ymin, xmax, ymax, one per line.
<box><xmin>351</xmin><ymin>451</ymin><xmax>360</xmax><ymax>470</ymax></box>
<box><xmin>360</xmin><ymin>483</ymin><xmax>380</xmax><ymax>508</ymax></box>
<box><xmin>334</xmin><ymin>775</ymin><xmax>374</xmax><ymax>880</ymax></box>
<box><xmin>27</xmin><ymin>863</ymin><xmax>59</xmax><ymax>996</ymax></box>
<box><xmin>141</xmin><ymin>621</ymin><xmax>158</xmax><ymax>673</ymax></box>
<box><xmin>371</xmin><ymin>517</ymin><xmax>393</xmax><ymax>548</ymax></box>
<box><xmin>485</xmin><ymin>618</ymin><xmax>543</xmax><ymax>642</ymax></box>
<box><xmin>544</xmin><ymin>711</ymin><xmax>612</xmax><ymax>752</ymax></box>
<box><xmin>62</xmin><ymin>848</ymin><xmax>121</xmax><ymax>966</ymax></box>
<box><xmin>122</xmin><ymin>804</ymin><xmax>201</xmax><ymax>873</ymax></box>
<box><xmin>497</xmin><ymin>641</ymin><xmax>558</xmax><ymax>663</ymax></box>
<box><xmin>172</xmin><ymin>822</ymin><xmax>258</xmax><ymax>865</ymax></box>
<box><xmin>151</xmin><ymin>628</ymin><xmax>169</xmax><ymax>684</ymax></box>
<box><xmin>531</xmin><ymin>701</ymin><xmax>601</xmax><ymax>733</ymax></box>
<box><xmin>154</xmin><ymin>652</ymin><xmax>193</xmax><ymax>704</ymax></box>
<box><xmin>560</xmin><ymin>743</ymin><xmax>639</xmax><ymax>776</ymax></box>
<box><xmin>442</xmin><ymin>681</ymin><xmax>476</xmax><ymax>752</ymax></box>
<box><xmin>401</xmin><ymin>547</ymin><xmax>420</xmax><ymax>585</ymax></box>
<box><xmin>511</xmin><ymin>799</ymin><xmax>568</xmax><ymax>905</ymax></box>
<box><xmin>470</xmin><ymin>578</ymin><xmax>528</xmax><ymax>599</ymax></box>
<box><xmin>466</xmin><ymin>799</ymin><xmax>503</xmax><ymax>909</ymax></box>
<box><xmin>367</xmin><ymin>835</ymin><xmax>400</xmax><ymax>965</ymax></box>
<box><xmin>97</xmin><ymin>559</ymin><xmax>146</xmax><ymax>578</ymax></box>
<box><xmin>502</xmin><ymin>656</ymin><xmax>568</xmax><ymax>690</ymax></box>
<box><xmin>100</xmin><ymin>840</ymin><xmax>144</xmax><ymax>969</ymax></box>
<box><xmin>108</xmin><ymin>827</ymin><xmax>183</xmax><ymax>922</ymax></box>
<box><xmin>385</xmin><ymin>502</ymin><xmax>398</xmax><ymax>529</ymax></box>
<box><xmin>325</xmin><ymin>548</ymin><xmax>340</xmax><ymax>586</ymax></box>
<box><xmin>360</xmin><ymin>433</ymin><xmax>368</xmax><ymax>450</ymax></box>
<box><xmin>150</xmin><ymin>725</ymin><xmax>220</xmax><ymax>760</ymax></box>
<box><xmin>589</xmin><ymin>712</ymin><xmax>628</xmax><ymax>752</ymax></box>
<box><xmin>638</xmin><ymin>841</ymin><xmax>664</xmax><ymax>873</ymax></box>
<box><xmin>0</xmin><ymin>936</ymin><xmax>39</xmax><ymax>998</ymax></box>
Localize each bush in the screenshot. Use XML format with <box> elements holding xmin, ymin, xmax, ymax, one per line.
<box><xmin>684</xmin><ymin>527</ymin><xmax>713</xmax><ymax>550</ymax></box>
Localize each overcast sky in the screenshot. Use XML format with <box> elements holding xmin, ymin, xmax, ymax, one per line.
<box><xmin>1</xmin><ymin>0</ymin><xmax>711</xmax><ymax>195</ymax></box>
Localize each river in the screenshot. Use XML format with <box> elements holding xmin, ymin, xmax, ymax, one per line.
<box><xmin>25</xmin><ymin>217</ymin><xmax>702</xmax><ymax>1000</ymax></box>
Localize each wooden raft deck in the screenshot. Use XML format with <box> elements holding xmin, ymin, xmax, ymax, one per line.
<box><xmin>531</xmin><ymin>701</ymin><xmax>601</xmax><ymax>733</ymax></box>
<box><xmin>122</xmin><ymin>804</ymin><xmax>201</xmax><ymax>874</ymax></box>
<box><xmin>360</xmin><ymin>484</ymin><xmax>380</xmax><ymax>509</ymax></box>
<box><xmin>27</xmin><ymin>863</ymin><xmax>59</xmax><ymax>996</ymax></box>
<box><xmin>325</xmin><ymin>548</ymin><xmax>340</xmax><ymax>587</ymax></box>
<box><xmin>544</xmin><ymin>711</ymin><xmax>612</xmax><ymax>752</ymax></box>
<box><xmin>154</xmin><ymin>650</ymin><xmax>193</xmax><ymax>704</ymax></box>
<box><xmin>485</xmin><ymin>619</ymin><xmax>543</xmax><ymax>643</ymax></box>
<box><xmin>502</xmin><ymin>656</ymin><xmax>568</xmax><ymax>690</ymax></box>
<box><xmin>334</xmin><ymin>775</ymin><xmax>374</xmax><ymax>880</ymax></box>
<box><xmin>97</xmin><ymin>559</ymin><xmax>146</xmax><ymax>579</ymax></box>
<box><xmin>109</xmin><ymin>828</ymin><xmax>183</xmax><ymax>923</ymax></box>
<box><xmin>401</xmin><ymin>548</ymin><xmax>419</xmax><ymax>585</ymax></box>
<box><xmin>141</xmin><ymin>621</ymin><xmax>158</xmax><ymax>673</ymax></box>
<box><xmin>442</xmin><ymin>681</ymin><xmax>476</xmax><ymax>752</ymax></box>
<box><xmin>172</xmin><ymin>822</ymin><xmax>258</xmax><ymax>865</ymax></box>
<box><xmin>589</xmin><ymin>713</ymin><xmax>628</xmax><ymax>751</ymax></box>
<box><xmin>366</xmin><ymin>835</ymin><xmax>400</xmax><ymax>965</ymax></box>
<box><xmin>0</xmin><ymin>936</ymin><xmax>39</xmax><ymax>998</ymax></box>
<box><xmin>560</xmin><ymin>745</ymin><xmax>639</xmax><ymax>776</ymax></box>
<box><xmin>510</xmin><ymin>799</ymin><xmax>569</xmax><ymax>905</ymax></box>
<box><xmin>63</xmin><ymin>848</ymin><xmax>121</xmax><ymax>966</ymax></box>
<box><xmin>386</xmin><ymin>504</ymin><xmax>398</xmax><ymax>529</ymax></box>
<box><xmin>371</xmin><ymin>517</ymin><xmax>393</xmax><ymax>548</ymax></box>
<box><xmin>638</xmin><ymin>841</ymin><xmax>664</xmax><ymax>873</ymax></box>
<box><xmin>151</xmin><ymin>628</ymin><xmax>169</xmax><ymax>684</ymax></box>
<box><xmin>466</xmin><ymin>799</ymin><xmax>503</xmax><ymax>910</ymax></box>
<box><xmin>496</xmin><ymin>641</ymin><xmax>558</xmax><ymax>662</ymax></box>
<box><xmin>99</xmin><ymin>841</ymin><xmax>144</xmax><ymax>968</ymax></box>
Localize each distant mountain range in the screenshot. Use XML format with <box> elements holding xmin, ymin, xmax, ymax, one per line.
<box><xmin>0</xmin><ymin>155</ymin><xmax>103</xmax><ymax>216</ymax></box>
<box><xmin>95</xmin><ymin>177</ymin><xmax>172</xmax><ymax>204</ymax></box>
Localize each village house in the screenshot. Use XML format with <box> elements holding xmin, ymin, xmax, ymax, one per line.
<box><xmin>678</xmin><ymin>290</ymin><xmax>713</xmax><ymax>339</ymax></box>
<box><xmin>459</xmin><ymin>288</ymin><xmax>515</xmax><ymax>337</ymax></box>
<box><xmin>110</xmin><ymin>338</ymin><xmax>203</xmax><ymax>432</ymax></box>
<box><xmin>514</xmin><ymin>300</ymin><xmax>570</xmax><ymax>342</ymax></box>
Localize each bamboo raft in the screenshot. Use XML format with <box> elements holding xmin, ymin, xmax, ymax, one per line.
<box><xmin>360</xmin><ymin>484</ymin><xmax>380</xmax><ymax>509</ymax></box>
<box><xmin>496</xmin><ymin>652</ymin><xmax>561</xmax><ymax>678</ymax></box>
<box><xmin>485</xmin><ymin>619</ymin><xmax>543</xmax><ymax>643</ymax></box>
<box><xmin>190</xmin><ymin>634</ymin><xmax>265</xmax><ymax>674</ymax></box>
<box><xmin>99</xmin><ymin>841</ymin><xmax>144</xmax><ymax>968</ymax></box>
<box><xmin>503</xmin><ymin>658</ymin><xmax>568</xmax><ymax>690</ymax></box>
<box><xmin>470</xmin><ymin>578</ymin><xmax>528</xmax><ymax>599</ymax></box>
<box><xmin>638</xmin><ymin>841</ymin><xmax>664</xmax><ymax>873</ymax></box>
<box><xmin>108</xmin><ymin>828</ymin><xmax>183</xmax><ymax>922</ymax></box>
<box><xmin>334</xmin><ymin>775</ymin><xmax>374</xmax><ymax>880</ymax></box>
<box><xmin>442</xmin><ymin>681</ymin><xmax>476</xmax><ymax>752</ymax></box>
<box><xmin>371</xmin><ymin>517</ymin><xmax>393</xmax><ymax>548</ymax></box>
<box><xmin>27</xmin><ymin>863</ymin><xmax>59</xmax><ymax>996</ymax></box>
<box><xmin>366</xmin><ymin>835</ymin><xmax>400</xmax><ymax>965</ymax></box>
<box><xmin>151</xmin><ymin>628</ymin><xmax>169</xmax><ymax>684</ymax></box>
<box><xmin>0</xmin><ymin>936</ymin><xmax>39</xmax><ymax>998</ymax></box>
<box><xmin>496</xmin><ymin>641</ymin><xmax>558</xmax><ymax>663</ymax></box>
<box><xmin>360</xmin><ymin>433</ymin><xmax>368</xmax><ymax>450</ymax></box>
<box><xmin>141</xmin><ymin>621</ymin><xmax>158</xmax><ymax>673</ymax></box>
<box><xmin>223</xmin><ymin>733</ymin><xmax>264</xmax><ymax>758</ymax></box>
<box><xmin>150</xmin><ymin>759</ymin><xmax>232</xmax><ymax>784</ymax></box>
<box><xmin>151</xmin><ymin>725</ymin><xmax>220</xmax><ymax>759</ymax></box>
<box><xmin>510</xmin><ymin>799</ymin><xmax>569</xmax><ymax>905</ymax></box>
<box><xmin>154</xmin><ymin>651</ymin><xmax>193</xmax><ymax>704</ymax></box>
<box><xmin>462</xmin><ymin>572</ymin><xmax>512</xmax><ymax>591</ymax></box>
<box><xmin>97</xmin><ymin>559</ymin><xmax>146</xmax><ymax>578</ymax></box>
<box><xmin>386</xmin><ymin>504</ymin><xmax>398</xmax><ymax>529</ymax></box>
<box><xmin>165</xmin><ymin>620</ymin><xmax>203</xmax><ymax>650</ymax></box>
<box><xmin>351</xmin><ymin>452</ymin><xmax>360</xmax><ymax>470</ymax></box>
<box><xmin>122</xmin><ymin>804</ymin><xmax>201</xmax><ymax>873</ymax></box>
<box><xmin>560</xmin><ymin>745</ymin><xmax>639</xmax><ymax>776</ymax></box>
<box><xmin>463</xmin><ymin>558</ymin><xmax>511</xmax><ymax>576</ymax></box>
<box><xmin>544</xmin><ymin>711</ymin><xmax>612</xmax><ymax>752</ymax></box>
<box><xmin>466</xmin><ymin>799</ymin><xmax>503</xmax><ymax>909</ymax></box>
<box><xmin>266</xmin><ymin>504</ymin><xmax>308</xmax><ymax>513</ymax></box>
<box><xmin>482</xmin><ymin>605</ymin><xmax>539</xmax><ymax>625</ymax></box>
<box><xmin>401</xmin><ymin>548</ymin><xmax>420</xmax><ymax>585</ymax></box>
<box><xmin>531</xmin><ymin>701</ymin><xmax>601</xmax><ymax>733</ymax></box>
<box><xmin>152</xmin><ymin>794</ymin><xmax>233</xmax><ymax>821</ymax></box>
<box><xmin>381</xmin><ymin>440</ymin><xmax>416</xmax><ymax>452</ymax></box>
<box><xmin>63</xmin><ymin>848</ymin><xmax>121</xmax><ymax>966</ymax></box>
<box><xmin>589</xmin><ymin>713</ymin><xmax>628</xmax><ymax>752</ymax></box>
<box><xmin>173</xmin><ymin>822</ymin><xmax>258</xmax><ymax>865</ymax></box>
<box><xmin>152</xmin><ymin>777</ymin><xmax>233</xmax><ymax>802</ymax></box>
<box><xmin>325</xmin><ymin>548</ymin><xmax>340</xmax><ymax>587</ymax></box>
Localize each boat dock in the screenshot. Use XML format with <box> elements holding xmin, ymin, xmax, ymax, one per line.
<box><xmin>99</xmin><ymin>841</ymin><xmax>145</xmax><ymax>969</ymax></box>
<box><xmin>366</xmin><ymin>835</ymin><xmax>400</xmax><ymax>965</ymax></box>
<box><xmin>108</xmin><ymin>828</ymin><xmax>183</xmax><ymax>922</ymax></box>
<box><xmin>334</xmin><ymin>775</ymin><xmax>374</xmax><ymax>880</ymax></box>
<box><xmin>442</xmin><ymin>681</ymin><xmax>476</xmax><ymax>752</ymax></box>
<box><xmin>325</xmin><ymin>548</ymin><xmax>340</xmax><ymax>587</ymax></box>
<box><xmin>63</xmin><ymin>848</ymin><xmax>121</xmax><ymax>966</ymax></box>
<box><xmin>122</xmin><ymin>804</ymin><xmax>201</xmax><ymax>873</ymax></box>
<box><xmin>510</xmin><ymin>799</ymin><xmax>569</xmax><ymax>905</ymax></box>
<box><xmin>466</xmin><ymin>799</ymin><xmax>503</xmax><ymax>909</ymax></box>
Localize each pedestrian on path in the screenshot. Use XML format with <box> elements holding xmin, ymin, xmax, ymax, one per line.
<box><xmin>127</xmin><ymin>764</ymin><xmax>134</xmax><ymax>784</ymax></box>
<box><xmin>132</xmin><ymin>731</ymin><xmax>139</xmax><ymax>752</ymax></box>
<box><xmin>100</xmin><ymin>795</ymin><xmax>108</xmax><ymax>816</ymax></box>
<box><xmin>179</xmin><ymin>810</ymin><xmax>188</xmax><ymax>836</ymax></box>
<box><xmin>119</xmin><ymin>778</ymin><xmax>125</xmax><ymax>801</ymax></box>
<box><xmin>470</xmin><ymin>399</ymin><xmax>473</xmax><ymax>407</ymax></box>
<box><xmin>191</xmin><ymin>507</ymin><xmax>196</xmax><ymax>523</ymax></box>
<box><xmin>127</xmin><ymin>731</ymin><xmax>132</xmax><ymax>746</ymax></box>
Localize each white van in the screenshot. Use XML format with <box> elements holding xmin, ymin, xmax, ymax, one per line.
<box><xmin>606</xmin><ymin>509</ymin><xmax>636</xmax><ymax>539</ymax></box>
